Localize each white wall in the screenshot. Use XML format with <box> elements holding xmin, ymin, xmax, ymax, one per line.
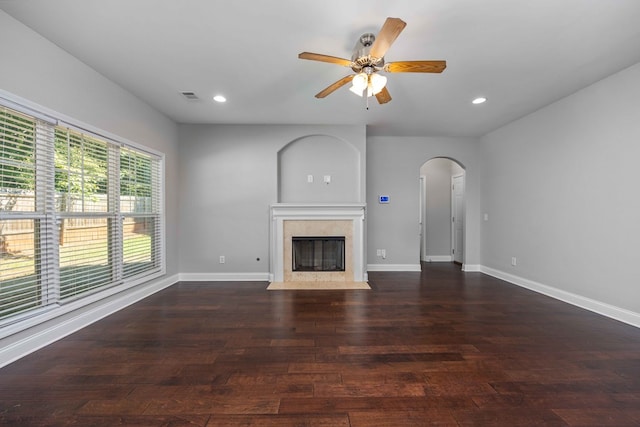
<box><xmin>367</xmin><ymin>137</ymin><xmax>481</xmax><ymax>270</ymax></box>
<box><xmin>480</xmin><ymin>61</ymin><xmax>640</xmax><ymax>317</ymax></box>
<box><xmin>177</xmin><ymin>124</ymin><xmax>366</xmax><ymax>278</ymax></box>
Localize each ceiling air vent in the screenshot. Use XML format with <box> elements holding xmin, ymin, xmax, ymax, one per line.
<box><xmin>180</xmin><ymin>91</ymin><xmax>200</xmax><ymax>101</ymax></box>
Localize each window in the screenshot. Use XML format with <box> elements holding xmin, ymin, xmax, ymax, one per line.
<box><xmin>55</xmin><ymin>128</ymin><xmax>113</xmax><ymax>300</ymax></box>
<box><xmin>0</xmin><ymin>107</ymin><xmax>53</xmax><ymax>319</ymax></box>
<box><xmin>0</xmin><ymin>100</ymin><xmax>163</xmax><ymax>323</ymax></box>
<box><xmin>120</xmin><ymin>148</ymin><xmax>161</xmax><ymax>279</ymax></box>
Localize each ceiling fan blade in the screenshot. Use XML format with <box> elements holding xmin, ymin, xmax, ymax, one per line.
<box><xmin>369</xmin><ymin>17</ymin><xmax>407</xmax><ymax>59</ymax></box>
<box><xmin>298</xmin><ymin>52</ymin><xmax>352</xmax><ymax>67</ymax></box>
<box><xmin>315</xmin><ymin>75</ymin><xmax>354</xmax><ymax>98</ymax></box>
<box><xmin>375</xmin><ymin>87</ymin><xmax>392</xmax><ymax>104</ymax></box>
<box><xmin>385</xmin><ymin>60</ymin><xmax>447</xmax><ymax>73</ymax></box>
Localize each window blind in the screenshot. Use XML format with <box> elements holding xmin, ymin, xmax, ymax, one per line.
<box><xmin>0</xmin><ymin>107</ymin><xmax>56</xmax><ymax>318</ymax></box>
<box><xmin>0</xmin><ymin>99</ymin><xmax>164</xmax><ymax>323</ymax></box>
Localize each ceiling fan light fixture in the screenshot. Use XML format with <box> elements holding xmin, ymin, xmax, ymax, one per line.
<box><xmin>350</xmin><ymin>73</ymin><xmax>386</xmax><ymax>98</ymax></box>
<box><xmin>370</xmin><ymin>73</ymin><xmax>387</xmax><ymax>95</ymax></box>
<box><xmin>351</xmin><ymin>73</ymin><xmax>368</xmax><ymax>91</ymax></box>
<box><xmin>349</xmin><ymin>85</ymin><xmax>365</xmax><ymax>97</ymax></box>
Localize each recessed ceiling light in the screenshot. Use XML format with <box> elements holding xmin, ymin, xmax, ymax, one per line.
<box><xmin>213</xmin><ymin>95</ymin><xmax>227</xmax><ymax>103</ymax></box>
<box><xmin>472</xmin><ymin>97</ymin><xmax>487</xmax><ymax>105</ymax></box>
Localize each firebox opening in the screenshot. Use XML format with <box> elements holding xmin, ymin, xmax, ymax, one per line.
<box><xmin>292</xmin><ymin>236</ymin><xmax>345</xmax><ymax>272</ymax></box>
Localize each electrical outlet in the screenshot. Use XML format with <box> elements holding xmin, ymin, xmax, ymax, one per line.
<box><xmin>381</xmin><ymin>249</ymin><xmax>386</xmax><ymax>259</ymax></box>
<box><xmin>219</xmin><ymin>256</ymin><xmax>225</xmax><ymax>264</ymax></box>
<box><xmin>376</xmin><ymin>249</ymin><xmax>382</xmax><ymax>256</ymax></box>
<box><xmin>511</xmin><ymin>257</ymin><xmax>517</xmax><ymax>266</ymax></box>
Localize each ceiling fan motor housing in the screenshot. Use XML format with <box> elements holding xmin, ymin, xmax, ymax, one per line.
<box><xmin>351</xmin><ymin>33</ymin><xmax>384</xmax><ymax>72</ymax></box>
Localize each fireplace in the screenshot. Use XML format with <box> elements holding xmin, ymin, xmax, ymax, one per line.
<box><xmin>292</xmin><ymin>236</ymin><xmax>345</xmax><ymax>272</ymax></box>
<box><xmin>270</xmin><ymin>204</ymin><xmax>366</xmax><ymax>283</ymax></box>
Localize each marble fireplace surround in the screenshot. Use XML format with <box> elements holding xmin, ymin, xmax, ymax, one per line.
<box><xmin>270</xmin><ymin>204</ymin><xmax>366</xmax><ymax>283</ymax></box>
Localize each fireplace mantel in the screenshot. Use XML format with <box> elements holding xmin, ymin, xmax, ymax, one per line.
<box><xmin>270</xmin><ymin>203</ymin><xmax>366</xmax><ymax>283</ymax></box>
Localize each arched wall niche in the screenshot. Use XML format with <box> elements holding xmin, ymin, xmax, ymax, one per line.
<box><xmin>277</xmin><ymin>134</ymin><xmax>361</xmax><ymax>203</ymax></box>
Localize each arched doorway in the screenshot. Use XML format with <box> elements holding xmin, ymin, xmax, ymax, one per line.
<box><xmin>419</xmin><ymin>158</ymin><xmax>465</xmax><ymax>268</ymax></box>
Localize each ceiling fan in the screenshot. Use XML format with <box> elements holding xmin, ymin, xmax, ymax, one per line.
<box><xmin>299</xmin><ymin>17</ymin><xmax>446</xmax><ymax>105</ymax></box>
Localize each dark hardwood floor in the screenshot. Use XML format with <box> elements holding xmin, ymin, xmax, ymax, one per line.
<box><xmin>1</xmin><ymin>263</ymin><xmax>639</xmax><ymax>426</ymax></box>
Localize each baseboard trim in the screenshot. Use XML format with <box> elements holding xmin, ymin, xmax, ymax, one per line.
<box><xmin>0</xmin><ymin>274</ymin><xmax>179</xmax><ymax>369</ymax></box>
<box><xmin>481</xmin><ymin>266</ymin><xmax>640</xmax><ymax>329</ymax></box>
<box><xmin>367</xmin><ymin>264</ymin><xmax>422</xmax><ymax>272</ymax></box>
<box><xmin>462</xmin><ymin>264</ymin><xmax>482</xmax><ymax>272</ymax></box>
<box><xmin>179</xmin><ymin>272</ymin><xmax>270</xmax><ymax>282</ymax></box>
<box><xmin>423</xmin><ymin>256</ymin><xmax>453</xmax><ymax>262</ymax></box>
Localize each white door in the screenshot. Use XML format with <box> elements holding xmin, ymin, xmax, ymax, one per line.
<box><xmin>451</xmin><ymin>174</ymin><xmax>465</xmax><ymax>264</ymax></box>
<box><xmin>419</xmin><ymin>176</ymin><xmax>426</xmax><ymax>262</ymax></box>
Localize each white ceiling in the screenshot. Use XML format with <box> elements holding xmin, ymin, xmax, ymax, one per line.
<box><xmin>2</xmin><ymin>0</ymin><xmax>640</xmax><ymax>137</ymax></box>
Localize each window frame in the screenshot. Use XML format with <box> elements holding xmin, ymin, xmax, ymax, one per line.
<box><xmin>0</xmin><ymin>91</ymin><xmax>165</xmax><ymax>335</ymax></box>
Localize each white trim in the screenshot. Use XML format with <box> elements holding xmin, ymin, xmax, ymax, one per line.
<box><xmin>0</xmin><ymin>274</ymin><xmax>179</xmax><ymax>369</ymax></box>
<box><xmin>480</xmin><ymin>266</ymin><xmax>640</xmax><ymax>328</ymax></box>
<box><xmin>367</xmin><ymin>264</ymin><xmax>422</xmax><ymax>272</ymax></box>
<box><xmin>0</xmin><ymin>93</ymin><xmax>57</xmax><ymax>124</ymax></box>
<box><xmin>423</xmin><ymin>256</ymin><xmax>453</xmax><ymax>262</ymax></box>
<box><xmin>462</xmin><ymin>264</ymin><xmax>482</xmax><ymax>272</ymax></box>
<box><xmin>179</xmin><ymin>273</ymin><xmax>270</xmax><ymax>282</ymax></box>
